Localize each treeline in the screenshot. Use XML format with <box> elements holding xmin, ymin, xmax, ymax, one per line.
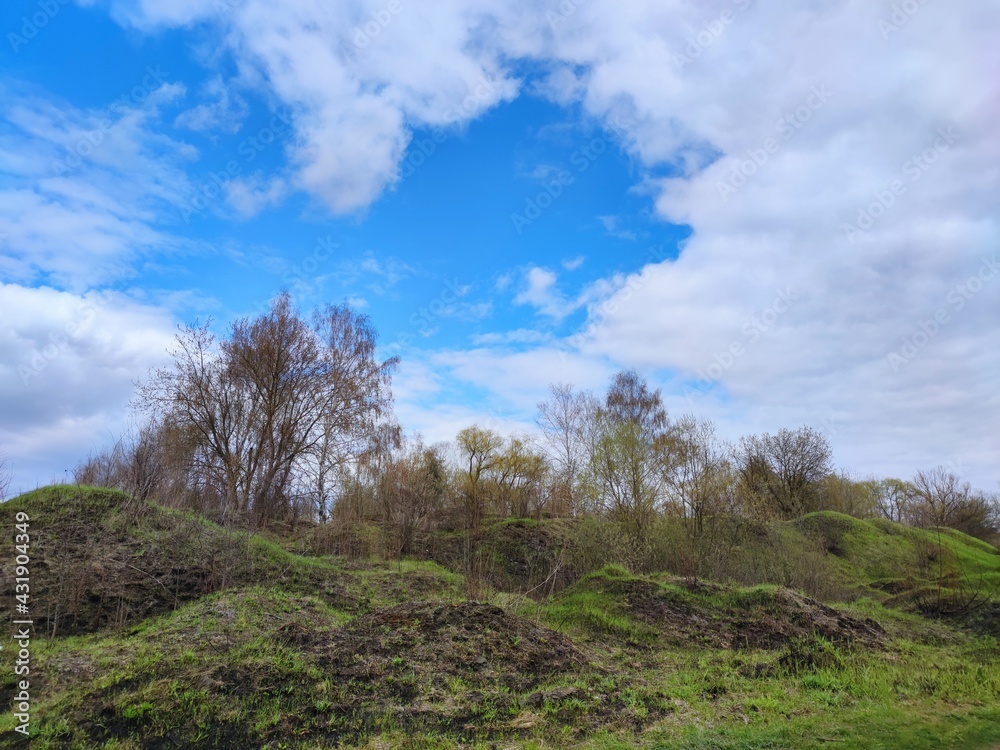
<box><xmin>75</xmin><ymin>296</ymin><xmax>1000</xmax><ymax>554</ymax></box>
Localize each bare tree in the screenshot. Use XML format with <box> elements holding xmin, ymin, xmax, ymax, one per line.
<box><xmin>0</xmin><ymin>448</ymin><xmax>11</xmax><ymax>501</ymax></box>
<box><xmin>815</xmin><ymin>471</ymin><xmax>878</xmax><ymax>518</ymax></box>
<box><xmin>536</xmin><ymin>383</ymin><xmax>596</xmax><ymax>516</ymax></box>
<box><xmin>378</xmin><ymin>438</ymin><xmax>447</xmax><ymax>555</ymax></box>
<box><xmin>868</xmin><ymin>477</ymin><xmax>916</xmax><ymax>523</ymax></box>
<box><xmin>492</xmin><ymin>436</ymin><xmax>548</xmax><ymax>519</ymax></box>
<box><xmin>137</xmin><ymin>293</ymin><xmax>397</xmax><ymax>526</ymax></box>
<box><xmin>659</xmin><ymin>415</ymin><xmax>732</xmax><ymax>545</ymax></box>
<box><xmin>911</xmin><ymin>467</ymin><xmax>971</xmax><ymax>528</ymax></box>
<box><xmin>736</xmin><ymin>426</ymin><xmax>832</xmax><ymax>519</ymax></box>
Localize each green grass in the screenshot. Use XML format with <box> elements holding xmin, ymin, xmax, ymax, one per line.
<box><xmin>0</xmin><ymin>587</ymin><xmax>353</xmax><ymax>747</ymax></box>
<box><xmin>3</xmin><ymin>487</ymin><xmax>999</xmax><ymax>749</ymax></box>
<box><xmin>795</xmin><ymin>511</ymin><xmax>1000</xmax><ymax>586</ymax></box>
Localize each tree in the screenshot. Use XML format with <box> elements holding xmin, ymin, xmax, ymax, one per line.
<box><xmin>137</xmin><ymin>293</ymin><xmax>397</xmax><ymax>526</ymax></box>
<box><xmin>493</xmin><ymin>436</ymin><xmax>548</xmax><ymax>519</ymax></box>
<box><xmin>869</xmin><ymin>478</ymin><xmax>916</xmax><ymax>524</ymax></box>
<box><xmin>659</xmin><ymin>415</ymin><xmax>732</xmax><ymax>546</ymax></box>
<box><xmin>908</xmin><ymin>467</ymin><xmax>997</xmax><ymax>541</ymax></box>
<box><xmin>456</xmin><ymin>425</ymin><xmax>504</xmax><ymax>531</ymax></box>
<box><xmin>378</xmin><ymin>438</ymin><xmax>447</xmax><ymax>555</ymax></box>
<box><xmin>536</xmin><ymin>383</ymin><xmax>596</xmax><ymax>516</ymax></box>
<box><xmin>0</xmin><ymin>448</ymin><xmax>11</xmax><ymax>501</ymax></box>
<box><xmin>816</xmin><ymin>471</ymin><xmax>878</xmax><ymax>518</ymax></box>
<box><xmin>74</xmin><ymin>420</ymin><xmax>166</xmax><ymax>502</ymax></box>
<box><xmin>736</xmin><ymin>426</ymin><xmax>832</xmax><ymax>519</ymax></box>
<box><xmin>911</xmin><ymin>467</ymin><xmax>972</xmax><ymax>528</ymax></box>
<box><xmin>588</xmin><ymin>370</ymin><xmax>669</xmax><ymax>536</ymax></box>
<box><xmin>307</xmin><ymin>303</ymin><xmax>400</xmax><ymax>522</ymax></box>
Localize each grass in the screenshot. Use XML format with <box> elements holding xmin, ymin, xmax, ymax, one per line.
<box><xmin>794</xmin><ymin>511</ymin><xmax>1000</xmax><ymax>592</ymax></box>
<box><xmin>2</xmin><ymin>487</ymin><xmax>999</xmax><ymax>748</ymax></box>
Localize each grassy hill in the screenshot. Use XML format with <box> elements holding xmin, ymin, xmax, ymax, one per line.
<box><xmin>1</xmin><ymin>486</ymin><xmax>998</xmax><ymax>749</ymax></box>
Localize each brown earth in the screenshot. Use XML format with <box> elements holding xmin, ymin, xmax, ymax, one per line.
<box><xmin>0</xmin><ymin>491</ymin><xmax>353</xmax><ymax>637</ymax></box>
<box><xmin>319</xmin><ymin>600</ymin><xmax>587</xmax><ymax>691</ymax></box>
<box><xmin>591</xmin><ymin>575</ymin><xmax>886</xmax><ymax>650</ymax></box>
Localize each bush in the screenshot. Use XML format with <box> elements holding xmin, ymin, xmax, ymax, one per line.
<box><xmin>566</xmin><ymin>517</ymin><xmax>636</xmax><ymax>575</ymax></box>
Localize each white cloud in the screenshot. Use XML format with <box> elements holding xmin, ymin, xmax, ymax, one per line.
<box><xmin>225</xmin><ymin>174</ymin><xmax>288</xmax><ymax>217</ymax></box>
<box><xmin>512</xmin><ymin>265</ymin><xmax>623</xmax><ymax>323</ymax></box>
<box><xmin>104</xmin><ymin>0</ymin><xmax>521</xmax><ymax>214</ymax></box>
<box><xmin>471</xmin><ymin>329</ymin><xmax>553</xmax><ymax>346</ymax></box>
<box><xmin>87</xmin><ymin>0</ymin><xmax>1000</xmax><ymax>486</ymax></box>
<box><xmin>0</xmin><ymin>82</ymin><xmax>198</xmax><ymax>290</ymax></box>
<box><xmin>597</xmin><ymin>215</ymin><xmax>637</xmax><ymax>241</ymax></box>
<box><xmin>174</xmin><ymin>75</ymin><xmax>249</xmax><ymax>134</ymax></box>
<box><xmin>513</xmin><ymin>266</ymin><xmax>574</xmax><ymax>319</ymax></box>
<box><xmin>0</xmin><ymin>284</ymin><xmax>177</xmax><ymax>496</ymax></box>
<box><xmin>0</xmin><ymin>82</ymin><xmax>203</xmax><ymax>493</ymax></box>
<box><xmin>391</xmin><ymin>348</ymin><xmax>602</xmax><ymax>446</ymax></box>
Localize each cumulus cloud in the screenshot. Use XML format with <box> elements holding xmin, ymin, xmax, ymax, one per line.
<box><xmin>88</xmin><ymin>0</ymin><xmax>1000</xmax><ymax>485</ymax></box>
<box><xmin>103</xmin><ymin>0</ymin><xmax>521</xmax><ymax>213</ymax></box>
<box><xmin>225</xmin><ymin>174</ymin><xmax>288</xmax><ymax>217</ymax></box>
<box><xmin>0</xmin><ymin>82</ymin><xmax>200</xmax><ymax>493</ymax></box>
<box><xmin>513</xmin><ymin>267</ymin><xmax>570</xmax><ymax>319</ymax></box>
<box><xmin>0</xmin><ymin>284</ymin><xmax>177</xmax><ymax>495</ymax></box>
<box><xmin>471</xmin><ymin>329</ymin><xmax>553</xmax><ymax>346</ymax></box>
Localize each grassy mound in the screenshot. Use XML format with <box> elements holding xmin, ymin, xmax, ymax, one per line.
<box><xmin>0</xmin><ymin>486</ymin><xmax>354</xmax><ymax>636</ymax></box>
<box><xmin>319</xmin><ymin>600</ymin><xmax>588</xmax><ymax>692</ymax></box>
<box><xmin>3</xmin><ymin>588</ymin><xmax>348</xmax><ymax>747</ymax></box>
<box><xmin>544</xmin><ymin>565</ymin><xmax>886</xmax><ymax>650</ymax></box>
<box><xmin>6</xmin><ymin>587</ymin><xmax>663</xmax><ymax>748</ymax></box>
<box><xmin>795</xmin><ymin>512</ymin><xmax>1000</xmax><ymax>584</ymax></box>
<box><xmin>2</xmin><ymin>487</ymin><xmax>999</xmax><ymax>748</ymax></box>
<box><xmin>793</xmin><ymin>512</ymin><xmax>1000</xmax><ymax>623</ymax></box>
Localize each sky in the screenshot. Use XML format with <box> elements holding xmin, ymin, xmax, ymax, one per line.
<box><xmin>0</xmin><ymin>0</ymin><xmax>997</xmax><ymax>496</ymax></box>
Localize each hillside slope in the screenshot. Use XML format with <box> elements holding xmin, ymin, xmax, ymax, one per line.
<box><xmin>0</xmin><ymin>486</ymin><xmax>998</xmax><ymax>749</ymax></box>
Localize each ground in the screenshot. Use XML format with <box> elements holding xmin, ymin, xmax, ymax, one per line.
<box><xmin>0</xmin><ymin>486</ymin><xmax>998</xmax><ymax>749</ymax></box>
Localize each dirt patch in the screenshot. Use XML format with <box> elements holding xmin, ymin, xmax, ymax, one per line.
<box><xmin>588</xmin><ymin>576</ymin><xmax>885</xmax><ymax>650</ymax></box>
<box><xmin>0</xmin><ymin>490</ymin><xmax>352</xmax><ymax>636</ymax></box>
<box><xmin>319</xmin><ymin>600</ymin><xmax>588</xmax><ymax>692</ymax></box>
<box><xmin>286</xmin><ymin>601</ymin><xmax>673</xmax><ymax>743</ymax></box>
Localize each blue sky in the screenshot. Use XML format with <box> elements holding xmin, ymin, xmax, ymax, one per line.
<box><xmin>1</xmin><ymin>0</ymin><xmax>998</xmax><ymax>494</ymax></box>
